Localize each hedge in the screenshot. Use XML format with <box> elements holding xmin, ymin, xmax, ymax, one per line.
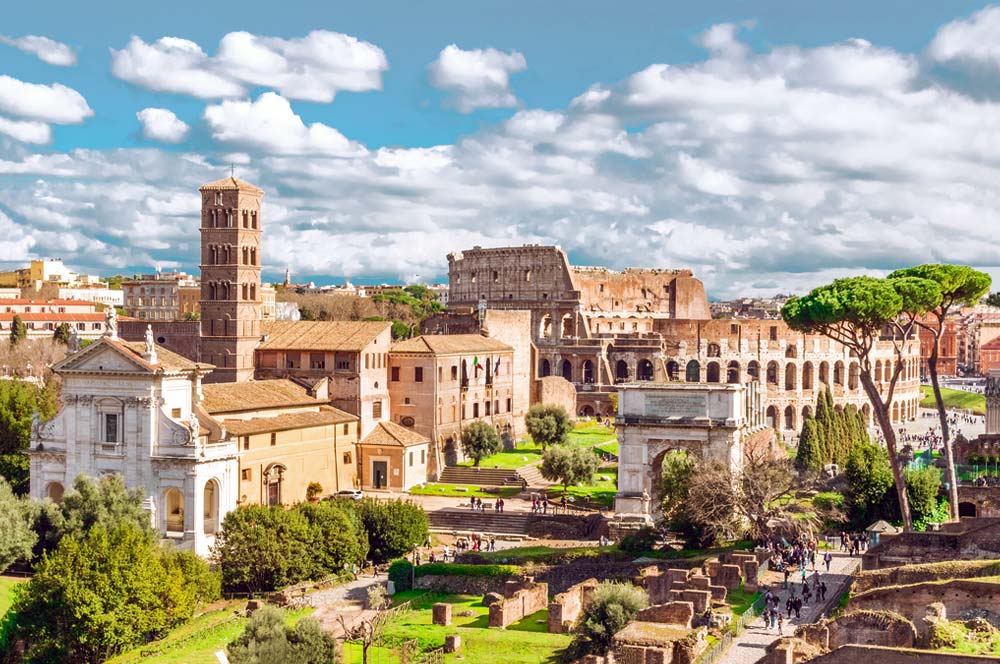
<box><xmin>413</xmin><ymin>563</ymin><xmax>520</xmax><ymax>579</ymax></box>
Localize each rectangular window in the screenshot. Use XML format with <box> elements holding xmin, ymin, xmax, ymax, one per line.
<box><xmin>495</xmin><ymin>400</ymin><xmax>499</xmax><ymax>414</ymax></box>
<box><xmin>415</xmin><ymin>367</ymin><xmax>423</xmax><ymax>382</ymax></box>
<box><xmin>409</xmin><ymin>451</ymin><xmax>414</xmax><ymax>467</ymax></box>
<box><xmin>343</xmin><ymin>452</ymin><xmax>352</xmax><ymax>464</ymax></box>
<box><xmin>270</xmin><ymin>433</ymin><xmax>277</xmax><ymax>446</ymax></box>
<box><xmin>372</xmin><ymin>401</ymin><xmax>382</xmax><ymax>419</ymax></box>
<box><xmin>242</xmin><ymin>468</ymin><xmax>251</xmax><ymax>481</ymax></box>
<box><xmin>286</xmin><ymin>355</ymin><xmax>298</xmax><ymax>369</ymax></box>
<box><xmin>473</xmin><ymin>402</ymin><xmax>479</xmax><ymax>418</ymax></box>
<box><xmin>451</xmin><ymin>365</ymin><xmax>458</xmax><ymax>380</ymax></box>
<box><xmin>310</xmin><ymin>353</ymin><xmax>325</xmax><ymax>369</ymax></box>
<box><xmin>104</xmin><ymin>413</ymin><xmax>118</xmax><ymax>443</ymax></box>
<box><xmin>171</xmin><ymin>408</ymin><xmax>181</xmax><ymax>418</ymax></box>
<box><xmin>485</xmin><ymin>401</ymin><xmax>491</xmax><ymax>415</ymax></box>
<box><xmin>461</xmin><ymin>404</ymin><xmax>466</xmax><ymax>419</ymax></box>
<box><xmin>770</xmin><ymin>326</ymin><xmax>778</xmax><ymax>341</ymax></box>
<box><xmin>421</xmin><ymin>450</ymin><xmax>426</xmax><ymax>464</ymax></box>
<box><xmin>243</xmin><ymin>436</ymin><xmax>250</xmax><ymax>450</ymax></box>
<box><xmin>404</xmin><ymin>397</ymin><xmax>411</xmax><ymax>404</ymax></box>
<box><xmin>391</xmin><ymin>366</ymin><xmax>400</xmax><ymax>381</ymax></box>
<box><xmin>342</xmin><ymin>423</ymin><xmax>349</xmax><ymax>435</ymax></box>
<box><xmin>336</xmin><ymin>359</ymin><xmax>350</xmax><ymax>370</ymax></box>
<box><xmin>438</xmin><ymin>366</ymin><xmax>443</xmax><ymax>382</ymax></box>
<box><xmin>365</xmin><ymin>354</ymin><xmax>370</xmax><ymax>369</ymax></box>
<box><xmin>506</xmin><ymin>398</ymin><xmax>512</xmax><ymax>412</ymax></box>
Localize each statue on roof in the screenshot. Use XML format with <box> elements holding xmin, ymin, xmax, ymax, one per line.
<box><xmin>68</xmin><ymin>325</ymin><xmax>80</xmax><ymax>353</ymax></box>
<box><xmin>104</xmin><ymin>306</ymin><xmax>118</xmax><ymax>339</ymax></box>
<box><xmin>144</xmin><ymin>324</ymin><xmax>157</xmax><ymax>363</ymax></box>
<box><xmin>188</xmin><ymin>410</ymin><xmax>200</xmax><ymax>444</ymax></box>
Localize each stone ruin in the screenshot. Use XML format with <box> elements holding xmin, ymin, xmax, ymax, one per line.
<box><xmin>432</xmin><ymin>602</ymin><xmax>452</xmax><ymax>626</ymax></box>
<box><xmin>795</xmin><ymin>610</ymin><xmax>918</xmax><ymax>651</ymax></box>
<box><xmin>549</xmin><ymin>578</ymin><xmax>599</xmax><ymax>633</ymax></box>
<box><xmin>613</xmin><ymin>621</ymin><xmax>708</xmax><ymax>664</ymax></box>
<box><xmin>488</xmin><ymin>577</ymin><xmax>549</xmax><ymax>629</ymax></box>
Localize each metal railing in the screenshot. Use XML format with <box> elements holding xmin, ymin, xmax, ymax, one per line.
<box><xmin>695</xmin><ymin>587</ymin><xmax>768</xmax><ymax>664</ymax></box>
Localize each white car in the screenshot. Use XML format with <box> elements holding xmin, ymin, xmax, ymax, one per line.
<box><xmin>335</xmin><ymin>489</ymin><xmax>364</xmax><ymax>501</ymax></box>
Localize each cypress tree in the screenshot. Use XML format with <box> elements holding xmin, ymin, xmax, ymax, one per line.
<box><xmin>796</xmin><ymin>419</ymin><xmax>820</xmax><ymax>471</ymax></box>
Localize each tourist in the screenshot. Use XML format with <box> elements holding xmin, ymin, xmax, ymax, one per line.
<box><xmin>793</xmin><ymin>597</ymin><xmax>802</xmax><ymax>619</ymax></box>
<box><xmin>489</xmin><ymin>536</ymin><xmax>496</xmax><ymax>552</ymax></box>
<box><xmin>824</xmin><ymin>551</ymin><xmax>832</xmax><ymax>572</ymax></box>
<box><xmin>777</xmin><ymin>612</ymin><xmax>784</xmax><ymax>634</ymax></box>
<box><xmin>786</xmin><ymin>597</ymin><xmax>794</xmax><ymax>619</ymax></box>
<box><xmin>443</xmin><ymin>545</ymin><xmax>451</xmax><ymax>561</ymax></box>
<box><xmin>543</xmin><ymin>498</ymin><xmax>549</xmax><ymax>514</ymax></box>
<box><xmin>561</xmin><ymin>495</ymin><xmax>568</xmax><ymax>513</ymax></box>
<box><xmin>770</xmin><ymin>608</ymin><xmax>778</xmax><ymax>631</ymax></box>
<box><xmin>783</xmin><ymin>567</ymin><xmax>790</xmax><ymax>589</ymax></box>
<box><xmin>498</xmin><ymin>498</ymin><xmax>505</xmax><ymax>513</ymax></box>
<box><xmin>820</xmin><ymin>581</ymin><xmax>827</xmax><ymax>602</ymax></box>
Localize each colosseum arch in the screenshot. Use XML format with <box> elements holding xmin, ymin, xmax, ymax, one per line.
<box><xmin>834</xmin><ymin>361</ymin><xmax>845</xmax><ymax>387</ymax></box>
<box><xmin>685</xmin><ymin>360</ymin><xmax>700</xmax><ymax>382</ymax></box>
<box><xmin>874</xmin><ymin>360</ymin><xmax>883</xmax><ymax>382</ymax></box>
<box><xmin>802</xmin><ymin>362</ymin><xmax>814</xmax><ymax>390</ymax></box>
<box><xmin>540</xmin><ymin>315</ymin><xmax>552</xmax><ymax>339</ymax></box>
<box><xmin>747</xmin><ymin>360</ymin><xmax>760</xmax><ymax>381</ymax></box>
<box><xmin>540</xmin><ymin>359</ymin><xmax>551</xmax><ymax>377</ymax></box>
<box><xmin>727</xmin><ymin>361</ymin><xmax>740</xmax><ymax>384</ymax></box>
<box><xmin>766</xmin><ymin>361</ymin><xmax>779</xmax><ymax>385</ymax></box>
<box><xmin>561</xmin><ymin>360</ymin><xmax>573</xmax><ymax>381</ymax></box>
<box><xmin>560</xmin><ymin>313</ymin><xmax>574</xmax><ymax>339</ymax></box>
<box><xmin>784</xmin><ymin>406</ymin><xmax>796</xmax><ymax>430</ymax></box>
<box><xmin>616</xmin><ymin>360</ymin><xmax>630</xmax><ymax>382</ymax></box>
<box><xmin>582</xmin><ymin>360</ymin><xmax>595</xmax><ymax>384</ymax></box>
<box><xmin>849</xmin><ymin>363</ymin><xmax>860</xmax><ymax>390</ymax></box>
<box><xmin>785</xmin><ymin>364</ymin><xmax>797</xmax><ymax>391</ymax></box>
<box><xmin>666</xmin><ymin>361</ymin><xmax>680</xmax><ymax>381</ymax></box>
<box><xmin>706</xmin><ymin>362</ymin><xmax>720</xmax><ymax>383</ymax></box>
<box><xmin>766</xmin><ymin>405</ymin><xmax>778</xmax><ymax>428</ymax></box>
<box><xmin>637</xmin><ymin>359</ymin><xmax>654</xmax><ymax>381</ymax></box>
<box><xmin>819</xmin><ymin>361</ymin><xmax>829</xmax><ymax>385</ymax></box>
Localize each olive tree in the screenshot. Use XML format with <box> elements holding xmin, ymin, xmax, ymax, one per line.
<box><xmin>888</xmin><ymin>264</ymin><xmax>991</xmax><ymax>520</ymax></box>
<box><xmin>524</xmin><ymin>403</ymin><xmax>573</xmax><ymax>451</ymax></box>
<box><xmin>783</xmin><ymin>275</ymin><xmax>942</xmax><ymax>531</ymax></box>
<box><xmin>539</xmin><ymin>444</ymin><xmax>599</xmax><ymax>497</ymax></box>
<box><xmin>460</xmin><ymin>420</ymin><xmax>502</xmax><ymax>466</ymax></box>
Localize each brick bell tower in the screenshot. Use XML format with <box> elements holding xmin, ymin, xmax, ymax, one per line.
<box><xmin>198</xmin><ymin>176</ymin><xmax>263</xmax><ymax>383</ymax></box>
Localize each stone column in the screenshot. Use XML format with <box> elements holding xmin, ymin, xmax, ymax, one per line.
<box><xmin>987</xmin><ymin>371</ymin><xmax>1000</xmax><ymax>435</ymax></box>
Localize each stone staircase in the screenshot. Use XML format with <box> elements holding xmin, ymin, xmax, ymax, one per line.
<box><xmin>516</xmin><ymin>463</ymin><xmax>556</xmax><ymax>489</ymax></box>
<box><xmin>438</xmin><ymin>466</ymin><xmax>522</xmax><ymax>486</ymax></box>
<box><xmin>427</xmin><ymin>508</ymin><xmax>532</xmax><ymax>536</ymax></box>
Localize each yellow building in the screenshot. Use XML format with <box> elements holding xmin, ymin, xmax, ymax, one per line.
<box><xmin>201</xmin><ymin>379</ymin><xmax>360</xmax><ymax>505</ymax></box>
<box><xmin>358</xmin><ymin>421</ymin><xmax>430</xmax><ymax>492</ymax></box>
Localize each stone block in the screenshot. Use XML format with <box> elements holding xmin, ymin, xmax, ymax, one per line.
<box><xmin>637</xmin><ymin>601</ymin><xmax>694</xmax><ymax>628</ymax></box>
<box><xmin>705</xmin><ymin>558</ymin><xmax>721</xmax><ymax>577</ymax></box>
<box><xmin>444</xmin><ymin>634</ymin><xmax>461</xmax><ymax>653</ymax></box>
<box><xmin>716</xmin><ymin>564</ymin><xmax>743</xmax><ymax>590</ymax></box>
<box><xmin>679</xmin><ymin>589</ymin><xmax>712</xmax><ymax>613</ymax></box>
<box><xmin>708</xmin><ymin>584</ymin><xmax>727</xmax><ymax>602</ymax></box>
<box><xmin>645</xmin><ymin>647</ymin><xmax>671</xmax><ymax>664</ymax></box>
<box><xmin>432</xmin><ymin>602</ymin><xmax>452</xmax><ymax>626</ymax></box>
<box><xmin>688</xmin><ymin>575</ymin><xmax>710</xmax><ymax>590</ymax></box>
<box><xmin>667</xmin><ymin>568</ymin><xmax>689</xmax><ymax>584</ymax></box>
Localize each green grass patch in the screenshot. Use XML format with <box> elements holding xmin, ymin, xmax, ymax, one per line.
<box><xmin>364</xmin><ymin>591</ymin><xmax>570</xmax><ymax>664</ymax></box>
<box><xmin>409</xmin><ymin>484</ymin><xmax>521</xmax><ymax>498</ymax></box>
<box><xmin>920</xmin><ymin>385</ymin><xmax>986</xmax><ymax>415</ymax></box>
<box><xmin>595</xmin><ymin>440</ymin><xmax>619</xmax><ymax>456</ymax></box>
<box><xmin>725</xmin><ymin>587</ymin><xmax>761</xmax><ymax>618</ymax></box>
<box><xmin>929</xmin><ymin>619</ymin><xmax>1000</xmax><ymax>655</ymax></box>
<box><xmin>545</xmin><ymin>464</ymin><xmax>618</xmax><ymax>507</ymax></box>
<box><xmin>107</xmin><ymin>605</ymin><xmax>314</xmax><ymax>664</ymax></box>
<box><xmin>458</xmin><ymin>423</ymin><xmax>617</xmax><ymax>470</ymax></box>
<box><xmin>0</xmin><ymin>576</ymin><xmax>26</xmax><ymax>618</ymax></box>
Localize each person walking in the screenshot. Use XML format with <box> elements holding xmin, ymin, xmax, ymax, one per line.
<box><xmin>824</xmin><ymin>551</ymin><xmax>832</xmax><ymax>572</ymax></box>
<box><xmin>777</xmin><ymin>611</ymin><xmax>784</xmax><ymax>634</ymax></box>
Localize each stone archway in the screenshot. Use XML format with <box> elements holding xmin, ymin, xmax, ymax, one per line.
<box><xmin>647</xmin><ymin>443</ymin><xmax>704</xmax><ymax>521</ymax></box>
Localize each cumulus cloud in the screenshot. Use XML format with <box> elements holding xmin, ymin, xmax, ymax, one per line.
<box><xmin>111</xmin><ymin>30</ymin><xmax>387</xmax><ymax>102</ymax></box>
<box><xmin>0</xmin><ymin>117</ymin><xmax>50</xmax><ymax>144</ymax></box>
<box><xmin>928</xmin><ymin>5</ymin><xmax>1000</xmax><ymax>69</ymax></box>
<box><xmin>136</xmin><ymin>108</ymin><xmax>190</xmax><ymax>143</ymax></box>
<box><xmin>203</xmin><ymin>92</ymin><xmax>365</xmax><ymax>156</ymax></box>
<box><xmin>429</xmin><ymin>44</ymin><xmax>527</xmax><ymax>112</ymax></box>
<box><xmin>9</xmin><ymin>14</ymin><xmax>1000</xmax><ymax>296</ymax></box>
<box><xmin>0</xmin><ymin>35</ymin><xmax>76</xmax><ymax>66</ymax></box>
<box><xmin>0</xmin><ymin>76</ymin><xmax>92</xmax><ymax>124</ymax></box>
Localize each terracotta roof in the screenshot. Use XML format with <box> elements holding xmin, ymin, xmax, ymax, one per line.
<box><xmin>0</xmin><ymin>299</ymin><xmax>99</xmax><ymax>306</ymax></box>
<box><xmin>982</xmin><ymin>337</ymin><xmax>1000</xmax><ymax>351</ymax></box>
<box><xmin>117</xmin><ymin>340</ymin><xmax>207</xmax><ymax>372</ymax></box>
<box><xmin>259</xmin><ymin>320</ymin><xmax>390</xmax><ymax>352</ymax></box>
<box><xmin>359</xmin><ymin>421</ymin><xmax>429</xmax><ymax>448</ymax></box>
<box><xmin>198</xmin><ymin>176</ymin><xmax>264</xmax><ymax>195</ymax></box>
<box><xmin>391</xmin><ymin>334</ymin><xmax>512</xmax><ymax>355</ymax></box>
<box><xmin>0</xmin><ymin>313</ymin><xmax>104</xmax><ymax>321</ymax></box>
<box><xmin>221</xmin><ymin>407</ymin><xmax>356</xmax><ymax>436</ymax></box>
<box><xmin>201</xmin><ymin>379</ymin><xmax>321</xmax><ymax>414</ymax></box>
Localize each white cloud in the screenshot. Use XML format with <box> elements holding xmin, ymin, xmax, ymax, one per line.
<box><xmin>928</xmin><ymin>5</ymin><xmax>1000</xmax><ymax>69</ymax></box>
<box><xmin>0</xmin><ymin>75</ymin><xmax>92</xmax><ymax>124</ymax></box>
<box><xmin>0</xmin><ymin>35</ymin><xmax>76</xmax><ymax>66</ymax></box>
<box><xmin>136</xmin><ymin>108</ymin><xmax>190</xmax><ymax>143</ymax></box>
<box><xmin>111</xmin><ymin>30</ymin><xmax>387</xmax><ymax>102</ymax></box>
<box><xmin>203</xmin><ymin>92</ymin><xmax>366</xmax><ymax>156</ymax></box>
<box><xmin>428</xmin><ymin>44</ymin><xmax>526</xmax><ymax>112</ymax></box>
<box><xmin>0</xmin><ymin>116</ymin><xmax>51</xmax><ymax>144</ymax></box>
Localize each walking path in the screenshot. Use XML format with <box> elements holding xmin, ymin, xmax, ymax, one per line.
<box><xmin>310</xmin><ymin>571</ymin><xmax>388</xmax><ymax>636</ymax></box>
<box><xmin>719</xmin><ymin>551</ymin><xmax>861</xmax><ymax>664</ymax></box>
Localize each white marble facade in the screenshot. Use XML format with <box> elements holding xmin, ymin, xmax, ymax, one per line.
<box><xmin>29</xmin><ymin>336</ymin><xmax>238</xmax><ymax>556</ymax></box>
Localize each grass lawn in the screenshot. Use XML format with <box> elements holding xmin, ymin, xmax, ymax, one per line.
<box><xmin>930</xmin><ymin>619</ymin><xmax>1000</xmax><ymax>656</ymax></box>
<box><xmin>725</xmin><ymin>586</ymin><xmax>762</xmax><ymax>618</ymax></box>
<box><xmin>545</xmin><ymin>464</ymin><xmax>618</xmax><ymax>508</ymax></box>
<box><xmin>920</xmin><ymin>385</ymin><xmax>986</xmax><ymax>415</ymax></box>
<box><xmin>457</xmin><ymin>423</ymin><xmax>617</xmax><ymax>470</ymax></box>
<box><xmin>0</xmin><ymin>576</ymin><xmax>26</xmax><ymax>618</ymax></box>
<box><xmin>347</xmin><ymin>590</ymin><xmax>570</xmax><ymax>664</ymax></box>
<box><xmin>108</xmin><ymin>605</ymin><xmax>314</xmax><ymax>664</ymax></box>
<box><xmin>410</xmin><ymin>484</ymin><xmax>521</xmax><ymax>498</ymax></box>
<box><xmin>595</xmin><ymin>440</ymin><xmax>619</xmax><ymax>456</ymax></box>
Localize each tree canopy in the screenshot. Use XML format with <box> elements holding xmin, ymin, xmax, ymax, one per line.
<box><xmin>524</xmin><ymin>403</ymin><xmax>573</xmax><ymax>450</ymax></box>
<box><xmin>0</xmin><ymin>476</ymin><xmax>35</xmax><ymax>572</ymax></box>
<box><xmin>539</xmin><ymin>444</ymin><xmax>599</xmax><ymax>496</ymax></box>
<box><xmin>228</xmin><ymin>606</ymin><xmax>337</xmax><ymax>664</ymax></box>
<box><xmin>460</xmin><ymin>420</ymin><xmax>502</xmax><ymax>466</ymax></box>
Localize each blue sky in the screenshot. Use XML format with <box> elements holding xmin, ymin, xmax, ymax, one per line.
<box><xmin>2</xmin><ymin>1</ymin><xmax>1000</xmax><ymax>296</ymax></box>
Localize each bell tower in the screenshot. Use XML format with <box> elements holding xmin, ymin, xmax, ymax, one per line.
<box><xmin>198</xmin><ymin>177</ymin><xmax>263</xmax><ymax>383</ymax></box>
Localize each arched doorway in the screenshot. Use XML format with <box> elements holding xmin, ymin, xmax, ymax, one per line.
<box><xmin>203</xmin><ymin>480</ymin><xmax>219</xmax><ymax>534</ymax></box>
<box><xmin>582</xmin><ymin>360</ymin><xmax>595</xmax><ymax>384</ymax></box>
<box><xmin>766</xmin><ymin>406</ymin><xmax>778</xmax><ymax>428</ymax></box>
<box><xmin>706</xmin><ymin>362</ymin><xmax>720</xmax><ymax>383</ymax></box>
<box><xmin>784</xmin><ymin>406</ymin><xmax>795</xmax><ymax>430</ymax></box>
<box><xmin>561</xmin><ymin>360</ymin><xmax>573</xmax><ymax>381</ymax></box>
<box><xmin>560</xmin><ymin>314</ymin><xmax>574</xmax><ymax>339</ymax></box>
<box><xmin>45</xmin><ymin>481</ymin><xmax>64</xmax><ymax>503</ymax></box>
<box><xmin>165</xmin><ymin>488</ymin><xmax>184</xmax><ymax>534</ymax></box>
<box><xmin>849</xmin><ymin>363</ymin><xmax>860</xmax><ymax>390</ymax></box>
<box><xmin>540</xmin><ymin>359</ymin><xmax>551</xmax><ymax>377</ymax></box>
<box><xmin>685</xmin><ymin>360</ymin><xmax>700</xmax><ymax>382</ymax></box>
<box><xmin>802</xmin><ymin>405</ymin><xmax>812</xmax><ymax>421</ymax></box>
<box><xmin>727</xmin><ymin>361</ymin><xmax>740</xmax><ymax>384</ymax></box>
<box><xmin>819</xmin><ymin>361</ymin><xmax>829</xmax><ymax>385</ymax></box>
<box><xmin>616</xmin><ymin>360</ymin><xmax>630</xmax><ymax>382</ymax></box>
<box><xmin>581</xmin><ymin>405</ymin><xmax>595</xmax><ymax>417</ymax></box>
<box><xmin>666</xmin><ymin>361</ymin><xmax>679</xmax><ymax>381</ymax></box>
<box><xmin>638</xmin><ymin>359</ymin><xmax>654</xmax><ymax>381</ymax></box>
<box><xmin>766</xmin><ymin>361</ymin><xmax>778</xmax><ymax>385</ymax></box>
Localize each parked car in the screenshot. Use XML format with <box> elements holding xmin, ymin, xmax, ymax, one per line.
<box><xmin>334</xmin><ymin>489</ymin><xmax>363</xmax><ymax>501</ymax></box>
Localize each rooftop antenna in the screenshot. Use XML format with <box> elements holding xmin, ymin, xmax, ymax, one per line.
<box><xmin>230</xmin><ymin>163</ymin><xmax>235</xmax><ymax>178</ymax></box>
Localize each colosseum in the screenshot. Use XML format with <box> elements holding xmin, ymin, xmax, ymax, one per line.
<box><xmin>446</xmin><ymin>245</ymin><xmax>922</xmax><ymax>434</ymax></box>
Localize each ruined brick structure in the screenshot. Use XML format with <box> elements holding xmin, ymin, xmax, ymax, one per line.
<box><xmin>862</xmin><ymin>517</ymin><xmax>1000</xmax><ymax>569</ymax></box>
<box><xmin>488</xmin><ymin>578</ymin><xmax>549</xmax><ymax>629</ymax></box>
<box><xmin>446</xmin><ymin>245</ymin><xmax>921</xmax><ymax>432</ymax></box>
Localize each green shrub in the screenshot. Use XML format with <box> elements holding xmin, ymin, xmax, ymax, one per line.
<box><xmin>812</xmin><ymin>492</ymin><xmax>845</xmax><ymax>511</ymax></box>
<box><xmin>414</xmin><ymin>563</ymin><xmax>520</xmax><ymax>578</ymax></box>
<box><xmin>227</xmin><ymin>605</ymin><xmax>336</xmax><ymax>664</ymax></box>
<box><xmin>388</xmin><ymin>559</ymin><xmax>413</xmax><ymax>592</ymax></box>
<box><xmin>564</xmin><ymin>582</ymin><xmax>649</xmax><ymax>660</ymax></box>
<box><xmin>619</xmin><ymin>527</ymin><xmax>658</xmax><ymax>553</ymax></box>
<box><xmin>354</xmin><ymin>498</ymin><xmax>428</xmax><ymax>564</ymax></box>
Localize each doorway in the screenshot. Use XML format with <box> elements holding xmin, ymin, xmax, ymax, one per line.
<box><xmin>372</xmin><ymin>460</ymin><xmax>388</xmax><ymax>489</ymax></box>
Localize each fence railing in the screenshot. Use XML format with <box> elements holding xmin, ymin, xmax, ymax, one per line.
<box><xmin>695</xmin><ymin>589</ymin><xmax>768</xmax><ymax>664</ymax></box>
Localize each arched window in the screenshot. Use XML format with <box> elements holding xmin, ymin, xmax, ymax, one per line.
<box><xmin>802</xmin><ymin>405</ymin><xmax>812</xmax><ymax>420</ymax></box>
<box><xmin>874</xmin><ymin>360</ymin><xmax>882</xmax><ymax>382</ymax></box>
<box><xmin>203</xmin><ymin>480</ymin><xmax>219</xmax><ymax>535</ymax></box>
<box><xmin>561</xmin><ymin>314</ymin><xmax>574</xmax><ymax>339</ymax></box>
<box><xmin>766</xmin><ymin>361</ymin><xmax>778</xmax><ymax>385</ymax></box>
<box><xmin>802</xmin><ymin>362</ymin><xmax>814</xmax><ymax>390</ymax></box>
<box><xmin>785</xmin><ymin>364</ymin><xmax>797</xmax><ymax>391</ymax></box>
<box><xmin>540</xmin><ymin>359</ymin><xmax>551</xmax><ymax>377</ymax></box>
<box><xmin>561</xmin><ymin>360</ymin><xmax>573</xmax><ymax>381</ymax></box>
<box><xmin>706</xmin><ymin>362</ymin><xmax>720</xmax><ymax>383</ymax></box>
<box><xmin>638</xmin><ymin>359</ymin><xmax>654</xmax><ymax>381</ymax></box>
<box><xmin>165</xmin><ymin>488</ymin><xmax>184</xmax><ymax>533</ymax></box>
<box><xmin>616</xmin><ymin>360</ymin><xmax>630</xmax><ymax>382</ymax></box>
<box><xmin>540</xmin><ymin>315</ymin><xmax>552</xmax><ymax>339</ymax></box>
<box><xmin>666</xmin><ymin>361</ymin><xmax>680</xmax><ymax>381</ymax></box>
<box><xmin>849</xmin><ymin>363</ymin><xmax>860</xmax><ymax>390</ymax></box>
<box><xmin>834</xmin><ymin>361</ymin><xmax>844</xmax><ymax>386</ymax></box>
<box><xmin>707</xmin><ymin>343</ymin><xmax>721</xmax><ymax>358</ymax></box>
<box><xmin>727</xmin><ymin>361</ymin><xmax>740</xmax><ymax>384</ymax></box>
<box><xmin>685</xmin><ymin>360</ymin><xmax>700</xmax><ymax>383</ymax></box>
<box><xmin>766</xmin><ymin>406</ymin><xmax>778</xmax><ymax>428</ymax></box>
<box><xmin>582</xmin><ymin>360</ymin><xmax>595</xmax><ymax>384</ymax></box>
<box><xmin>747</xmin><ymin>360</ymin><xmax>760</xmax><ymax>380</ymax></box>
<box><xmin>45</xmin><ymin>481</ymin><xmax>64</xmax><ymax>503</ymax></box>
<box><xmin>819</xmin><ymin>362</ymin><xmax>829</xmax><ymax>385</ymax></box>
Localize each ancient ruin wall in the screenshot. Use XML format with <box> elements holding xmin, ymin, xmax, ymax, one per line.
<box><xmin>548</xmin><ymin>578</ymin><xmax>598</xmax><ymax>633</ymax></box>
<box><xmin>849</xmin><ymin>579</ymin><xmax>1000</xmax><ymax>633</ymax></box>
